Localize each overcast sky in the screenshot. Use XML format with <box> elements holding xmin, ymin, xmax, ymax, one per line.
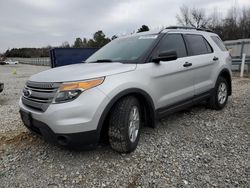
<box><xmin>0</xmin><ymin>0</ymin><xmax>250</xmax><ymax>52</ymax></box>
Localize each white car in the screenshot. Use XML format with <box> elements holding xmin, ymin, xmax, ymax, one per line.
<box><xmin>5</xmin><ymin>60</ymin><xmax>19</xmax><ymax>65</ymax></box>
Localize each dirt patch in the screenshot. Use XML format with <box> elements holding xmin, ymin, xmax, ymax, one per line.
<box><xmin>0</xmin><ymin>97</ymin><xmax>8</xmax><ymax>105</ymax></box>
<box><xmin>0</xmin><ymin>130</ymin><xmax>40</xmax><ymax>146</ymax></box>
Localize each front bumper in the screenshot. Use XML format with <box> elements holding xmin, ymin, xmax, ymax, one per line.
<box><xmin>20</xmin><ymin>109</ymin><xmax>99</xmax><ymax>148</ymax></box>
<box><xmin>19</xmin><ymin>87</ymin><xmax>110</xmax><ymax>148</ymax></box>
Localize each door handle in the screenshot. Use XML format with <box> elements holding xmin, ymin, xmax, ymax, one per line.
<box><xmin>213</xmin><ymin>56</ymin><xmax>219</xmax><ymax>61</ymax></box>
<box><xmin>183</xmin><ymin>62</ymin><xmax>192</xmax><ymax>67</ymax></box>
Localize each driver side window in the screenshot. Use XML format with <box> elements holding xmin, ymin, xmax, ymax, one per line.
<box><xmin>157</xmin><ymin>34</ymin><xmax>187</xmax><ymax>58</ymax></box>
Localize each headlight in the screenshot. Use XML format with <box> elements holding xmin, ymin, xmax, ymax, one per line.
<box><xmin>53</xmin><ymin>77</ymin><xmax>104</xmax><ymax>103</ymax></box>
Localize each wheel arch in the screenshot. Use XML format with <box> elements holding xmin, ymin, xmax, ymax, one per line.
<box><xmin>96</xmin><ymin>88</ymin><xmax>156</xmax><ymax>141</ymax></box>
<box><xmin>218</xmin><ymin>68</ymin><xmax>232</xmax><ymax>96</ymax></box>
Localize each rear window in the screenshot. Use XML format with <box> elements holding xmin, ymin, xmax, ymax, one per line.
<box><xmin>211</xmin><ymin>36</ymin><xmax>227</xmax><ymax>51</ymax></box>
<box><xmin>184</xmin><ymin>34</ymin><xmax>213</xmax><ymax>56</ymax></box>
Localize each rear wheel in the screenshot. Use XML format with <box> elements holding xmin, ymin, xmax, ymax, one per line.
<box><xmin>208</xmin><ymin>77</ymin><xmax>229</xmax><ymax>110</ymax></box>
<box><xmin>108</xmin><ymin>96</ymin><xmax>141</xmax><ymax>153</ymax></box>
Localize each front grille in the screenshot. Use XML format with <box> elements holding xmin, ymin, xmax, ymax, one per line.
<box><xmin>22</xmin><ymin>81</ymin><xmax>61</xmax><ymax>112</ymax></box>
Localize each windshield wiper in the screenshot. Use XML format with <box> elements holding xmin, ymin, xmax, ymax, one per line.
<box><xmin>89</xmin><ymin>59</ymin><xmax>113</xmax><ymax>63</ymax></box>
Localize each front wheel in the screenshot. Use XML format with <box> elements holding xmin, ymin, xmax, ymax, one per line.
<box><xmin>108</xmin><ymin>96</ymin><xmax>141</xmax><ymax>153</ymax></box>
<box><xmin>208</xmin><ymin>77</ymin><xmax>229</xmax><ymax>110</ymax></box>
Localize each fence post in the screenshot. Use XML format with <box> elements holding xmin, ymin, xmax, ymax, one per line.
<box><xmin>240</xmin><ymin>53</ymin><xmax>246</xmax><ymax>78</ymax></box>
<box><xmin>240</xmin><ymin>41</ymin><xmax>245</xmax><ymax>59</ymax></box>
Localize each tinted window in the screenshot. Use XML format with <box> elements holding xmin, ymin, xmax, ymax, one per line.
<box><xmin>211</xmin><ymin>36</ymin><xmax>227</xmax><ymax>51</ymax></box>
<box><xmin>185</xmin><ymin>34</ymin><xmax>212</xmax><ymax>56</ymax></box>
<box><xmin>157</xmin><ymin>34</ymin><xmax>187</xmax><ymax>58</ymax></box>
<box><xmin>204</xmin><ymin>38</ymin><xmax>213</xmax><ymax>53</ymax></box>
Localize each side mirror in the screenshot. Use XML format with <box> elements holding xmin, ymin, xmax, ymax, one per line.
<box><xmin>152</xmin><ymin>50</ymin><xmax>177</xmax><ymax>63</ymax></box>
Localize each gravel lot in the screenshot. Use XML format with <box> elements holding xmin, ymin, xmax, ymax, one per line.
<box><xmin>0</xmin><ymin>64</ymin><xmax>249</xmax><ymax>187</ymax></box>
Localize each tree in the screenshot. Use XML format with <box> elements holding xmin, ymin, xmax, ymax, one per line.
<box><xmin>87</xmin><ymin>30</ymin><xmax>111</xmax><ymax>47</ymax></box>
<box><xmin>176</xmin><ymin>5</ymin><xmax>190</xmax><ymax>26</ymax></box>
<box><xmin>216</xmin><ymin>6</ymin><xmax>241</xmax><ymax>40</ymax></box>
<box><xmin>93</xmin><ymin>30</ymin><xmax>111</xmax><ymax>47</ymax></box>
<box><xmin>61</xmin><ymin>41</ymin><xmax>70</xmax><ymax>48</ymax></box>
<box><xmin>87</xmin><ymin>39</ymin><xmax>95</xmax><ymax>47</ymax></box>
<box><xmin>209</xmin><ymin>8</ymin><xmax>222</xmax><ymax>29</ymax></box>
<box><xmin>238</xmin><ymin>7</ymin><xmax>250</xmax><ymax>39</ymax></box>
<box><xmin>4</xmin><ymin>47</ymin><xmax>50</xmax><ymax>57</ymax></box>
<box><xmin>176</xmin><ymin>5</ymin><xmax>210</xmax><ymax>28</ymax></box>
<box><xmin>73</xmin><ymin>38</ymin><xmax>83</xmax><ymax>48</ymax></box>
<box><xmin>137</xmin><ymin>25</ymin><xmax>150</xmax><ymax>33</ymax></box>
<box><xmin>82</xmin><ymin>38</ymin><xmax>88</xmax><ymax>47</ymax></box>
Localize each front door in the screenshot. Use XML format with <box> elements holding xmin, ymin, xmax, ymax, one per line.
<box><xmin>142</xmin><ymin>33</ymin><xmax>195</xmax><ymax>109</ymax></box>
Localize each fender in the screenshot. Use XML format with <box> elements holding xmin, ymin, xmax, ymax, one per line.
<box><xmin>96</xmin><ymin>88</ymin><xmax>156</xmax><ymax>140</ymax></box>
<box><xmin>217</xmin><ymin>68</ymin><xmax>232</xmax><ymax>95</ymax></box>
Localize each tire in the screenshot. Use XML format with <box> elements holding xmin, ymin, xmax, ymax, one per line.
<box><xmin>208</xmin><ymin>76</ymin><xmax>229</xmax><ymax>110</ymax></box>
<box><xmin>108</xmin><ymin>96</ymin><xmax>141</xmax><ymax>153</ymax></box>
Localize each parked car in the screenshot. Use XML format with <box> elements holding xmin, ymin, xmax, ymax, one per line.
<box><xmin>5</xmin><ymin>60</ymin><xmax>18</xmax><ymax>65</ymax></box>
<box><xmin>0</xmin><ymin>83</ymin><xmax>4</xmax><ymax>93</ymax></box>
<box><xmin>19</xmin><ymin>26</ymin><xmax>232</xmax><ymax>153</ymax></box>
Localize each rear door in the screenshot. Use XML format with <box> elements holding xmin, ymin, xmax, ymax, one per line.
<box><xmin>183</xmin><ymin>34</ymin><xmax>216</xmax><ymax>95</ymax></box>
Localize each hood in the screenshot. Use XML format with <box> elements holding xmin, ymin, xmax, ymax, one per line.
<box><xmin>29</xmin><ymin>62</ymin><xmax>136</xmax><ymax>82</ymax></box>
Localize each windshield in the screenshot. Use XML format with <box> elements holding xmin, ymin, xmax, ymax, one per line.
<box><xmin>86</xmin><ymin>34</ymin><xmax>159</xmax><ymax>63</ymax></box>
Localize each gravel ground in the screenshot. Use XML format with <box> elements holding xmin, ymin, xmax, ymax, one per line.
<box><xmin>0</xmin><ymin>64</ymin><xmax>249</xmax><ymax>187</ymax></box>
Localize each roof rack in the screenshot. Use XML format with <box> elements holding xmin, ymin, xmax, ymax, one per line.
<box><xmin>165</xmin><ymin>26</ymin><xmax>213</xmax><ymax>33</ymax></box>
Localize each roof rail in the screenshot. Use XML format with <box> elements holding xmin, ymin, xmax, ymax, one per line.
<box><xmin>196</xmin><ymin>28</ymin><xmax>213</xmax><ymax>33</ymax></box>
<box><xmin>165</xmin><ymin>26</ymin><xmax>213</xmax><ymax>33</ymax></box>
<box><xmin>165</xmin><ymin>26</ymin><xmax>196</xmax><ymax>30</ymax></box>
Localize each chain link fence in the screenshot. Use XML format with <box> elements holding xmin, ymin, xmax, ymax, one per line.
<box><xmin>10</xmin><ymin>57</ymin><xmax>50</xmax><ymax>66</ymax></box>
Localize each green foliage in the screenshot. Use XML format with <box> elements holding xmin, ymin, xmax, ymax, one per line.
<box><xmin>4</xmin><ymin>30</ymin><xmax>113</xmax><ymax>57</ymax></box>
<box><xmin>73</xmin><ymin>38</ymin><xmax>84</xmax><ymax>48</ymax></box>
<box><xmin>5</xmin><ymin>47</ymin><xmax>51</xmax><ymax>58</ymax></box>
<box><xmin>71</xmin><ymin>30</ymin><xmax>111</xmax><ymax>48</ymax></box>
<box><xmin>82</xmin><ymin>38</ymin><xmax>88</xmax><ymax>47</ymax></box>
<box><xmin>92</xmin><ymin>30</ymin><xmax>111</xmax><ymax>47</ymax></box>
<box><xmin>137</xmin><ymin>25</ymin><xmax>150</xmax><ymax>33</ymax></box>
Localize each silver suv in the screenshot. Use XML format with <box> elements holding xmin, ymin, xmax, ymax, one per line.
<box><xmin>19</xmin><ymin>27</ymin><xmax>232</xmax><ymax>153</ymax></box>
